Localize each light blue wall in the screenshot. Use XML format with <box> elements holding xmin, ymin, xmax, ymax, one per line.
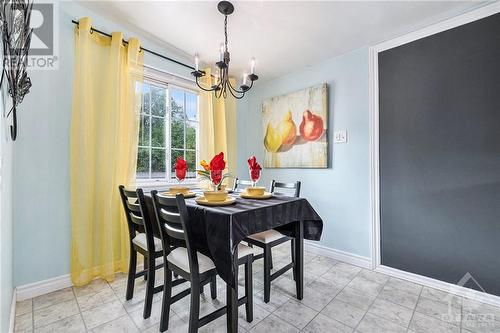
<box><xmin>1</xmin><ymin>89</ymin><xmax>14</xmax><ymax>333</ymax></box>
<box><xmin>12</xmin><ymin>2</ymin><xmax>201</xmax><ymax>287</ymax></box>
<box><xmin>238</xmin><ymin>48</ymin><xmax>372</xmax><ymax>258</ymax></box>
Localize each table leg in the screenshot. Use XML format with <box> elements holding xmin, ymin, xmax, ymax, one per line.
<box><xmin>295</xmin><ymin>220</ymin><xmax>304</xmax><ymax>300</ymax></box>
<box><xmin>226</xmin><ymin>245</ymin><xmax>238</xmax><ymax>332</ymax></box>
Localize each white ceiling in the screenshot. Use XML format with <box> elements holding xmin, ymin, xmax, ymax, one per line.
<box><xmin>80</xmin><ymin>1</ymin><xmax>487</xmax><ymax>81</ymax></box>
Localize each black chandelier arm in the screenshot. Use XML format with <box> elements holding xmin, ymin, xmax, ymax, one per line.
<box><xmin>226</xmin><ymin>81</ymin><xmax>247</xmax><ymax>99</ymax></box>
<box><xmin>227</xmin><ymin>77</ymin><xmax>253</xmax><ymax>94</ymax></box>
<box><xmin>215</xmin><ymin>79</ymin><xmax>226</xmax><ymax>99</ymax></box>
<box><xmin>195</xmin><ymin>75</ymin><xmax>221</xmax><ymax>92</ymax></box>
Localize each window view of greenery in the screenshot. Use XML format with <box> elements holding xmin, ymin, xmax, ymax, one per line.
<box><xmin>137</xmin><ymin>81</ymin><xmax>198</xmax><ymax>181</ymax></box>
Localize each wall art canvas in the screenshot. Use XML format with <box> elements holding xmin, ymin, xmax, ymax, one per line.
<box><xmin>262</xmin><ymin>83</ymin><xmax>328</xmax><ymax>168</ymax></box>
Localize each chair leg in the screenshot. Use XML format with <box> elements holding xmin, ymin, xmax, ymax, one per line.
<box><xmin>291</xmin><ymin>239</ymin><xmax>296</xmax><ymax>281</ymax></box>
<box><xmin>188</xmin><ymin>277</ymin><xmax>200</xmax><ymax>333</ymax></box>
<box><xmin>143</xmin><ymin>255</ymin><xmax>148</xmax><ymax>281</ymax></box>
<box><xmin>159</xmin><ymin>266</ymin><xmax>172</xmax><ymax>332</ymax></box>
<box><xmin>270</xmin><ymin>251</ymin><xmax>274</xmax><ymax>270</ymax></box>
<box><xmin>210</xmin><ymin>275</ymin><xmax>217</xmax><ymax>299</ymax></box>
<box><xmin>143</xmin><ymin>255</ymin><xmax>155</xmax><ymax>318</ymax></box>
<box><xmin>126</xmin><ymin>248</ymin><xmax>137</xmax><ymax>300</ymax></box>
<box><xmin>245</xmin><ymin>256</ymin><xmax>253</xmax><ymax>322</ymax></box>
<box><xmin>263</xmin><ymin>246</ymin><xmax>271</xmax><ymax>303</ymax></box>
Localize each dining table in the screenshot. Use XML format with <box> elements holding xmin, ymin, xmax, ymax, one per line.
<box><xmin>146</xmin><ymin>189</ymin><xmax>323</xmax><ymax>333</ymax></box>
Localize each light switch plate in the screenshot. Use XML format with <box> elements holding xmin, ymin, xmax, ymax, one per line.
<box><xmin>333</xmin><ymin>130</ymin><xmax>347</xmax><ymax>143</ymax></box>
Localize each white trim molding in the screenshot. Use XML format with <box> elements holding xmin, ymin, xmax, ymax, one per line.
<box><xmin>305</xmin><ymin>241</ymin><xmax>373</xmax><ymax>269</ymax></box>
<box><xmin>16</xmin><ymin>274</ymin><xmax>72</xmax><ymax>301</ymax></box>
<box><xmin>376</xmin><ymin>265</ymin><xmax>500</xmax><ymax>308</ymax></box>
<box><xmin>9</xmin><ymin>291</ymin><xmax>16</xmax><ymax>333</ymax></box>
<box><xmin>369</xmin><ymin>0</ymin><xmax>500</xmax><ymax>306</ymax></box>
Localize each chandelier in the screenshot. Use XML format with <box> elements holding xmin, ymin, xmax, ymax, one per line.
<box><xmin>191</xmin><ymin>1</ymin><xmax>258</xmax><ymax>99</ymax></box>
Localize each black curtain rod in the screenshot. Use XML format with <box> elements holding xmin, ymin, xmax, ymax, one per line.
<box><xmin>71</xmin><ymin>20</ymin><xmax>195</xmax><ymax>71</ymax></box>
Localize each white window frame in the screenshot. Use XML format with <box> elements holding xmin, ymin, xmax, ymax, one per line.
<box><xmin>136</xmin><ymin>68</ymin><xmax>200</xmax><ymax>187</ymax></box>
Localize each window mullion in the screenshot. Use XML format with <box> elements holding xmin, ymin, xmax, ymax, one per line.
<box><xmin>184</xmin><ymin>92</ymin><xmax>187</xmax><ymax>159</ymax></box>
<box><xmin>148</xmin><ymin>115</ymin><xmax>152</xmax><ymax>179</ymax></box>
<box><xmin>148</xmin><ymin>86</ymin><xmax>152</xmax><ymax>179</ymax></box>
<box><xmin>166</xmin><ymin>85</ymin><xmax>171</xmax><ymax>181</ymax></box>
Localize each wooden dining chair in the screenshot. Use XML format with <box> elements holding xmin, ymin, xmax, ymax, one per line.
<box><xmin>151</xmin><ymin>191</ymin><xmax>254</xmax><ymax>333</ymax></box>
<box><xmin>118</xmin><ymin>186</ymin><xmax>164</xmax><ymax>319</ymax></box>
<box><xmin>244</xmin><ymin>180</ymin><xmax>301</xmax><ymax>303</ymax></box>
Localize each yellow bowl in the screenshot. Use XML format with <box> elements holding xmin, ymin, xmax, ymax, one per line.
<box><xmin>169</xmin><ymin>186</ymin><xmax>190</xmax><ymax>195</ymax></box>
<box><xmin>203</xmin><ymin>190</ymin><xmax>228</xmax><ymax>202</ymax></box>
<box><xmin>246</xmin><ymin>187</ymin><xmax>265</xmax><ymax>196</ymax></box>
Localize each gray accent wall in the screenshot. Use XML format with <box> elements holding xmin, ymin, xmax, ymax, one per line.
<box><xmin>379</xmin><ymin>13</ymin><xmax>500</xmax><ymax>296</ymax></box>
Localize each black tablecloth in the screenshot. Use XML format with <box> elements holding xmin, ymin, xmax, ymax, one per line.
<box><xmin>147</xmin><ymin>193</ymin><xmax>323</xmax><ymax>286</ymax></box>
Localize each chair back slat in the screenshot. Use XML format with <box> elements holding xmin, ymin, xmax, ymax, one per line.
<box><xmin>126</xmin><ymin>201</ymin><xmax>141</xmax><ymax>214</ymax></box>
<box><xmin>270</xmin><ymin>180</ymin><xmax>301</xmax><ymax>198</ymax></box>
<box><xmin>129</xmin><ymin>212</ymin><xmax>144</xmax><ymax>226</ymax></box>
<box><xmin>123</xmin><ymin>188</ymin><xmax>138</xmax><ymax>198</ymax></box>
<box><xmin>155</xmin><ymin>194</ymin><xmax>179</xmax><ymax>207</ymax></box>
<box><xmin>163</xmin><ymin>221</ymin><xmax>185</xmax><ymax>240</ymax></box>
<box><xmin>232</xmin><ymin>178</ymin><xmax>254</xmax><ymax>192</ymax></box>
<box><xmin>159</xmin><ymin>209</ymin><xmax>181</xmax><ymax>225</ymax></box>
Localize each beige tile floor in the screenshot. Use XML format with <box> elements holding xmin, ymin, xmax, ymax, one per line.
<box><xmin>14</xmin><ymin>243</ymin><xmax>500</xmax><ymax>333</ymax></box>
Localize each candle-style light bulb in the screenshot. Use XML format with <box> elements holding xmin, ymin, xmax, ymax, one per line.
<box><xmin>219</xmin><ymin>43</ymin><xmax>224</xmax><ymax>61</ymax></box>
<box><xmin>214</xmin><ymin>68</ymin><xmax>220</xmax><ymax>83</ymax></box>
<box><xmin>243</xmin><ymin>72</ymin><xmax>248</xmax><ymax>86</ymax></box>
<box><xmin>250</xmin><ymin>57</ymin><xmax>256</xmax><ymax>75</ymax></box>
<box><xmin>194</xmin><ymin>53</ymin><xmax>199</xmax><ymax>71</ymax></box>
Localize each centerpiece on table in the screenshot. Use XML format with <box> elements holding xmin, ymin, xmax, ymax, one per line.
<box><xmin>197</xmin><ymin>152</ymin><xmax>232</xmax><ymax>203</ymax></box>
<box><xmin>169</xmin><ymin>157</ymin><xmax>190</xmax><ymax>196</ymax></box>
<box><xmin>244</xmin><ymin>156</ymin><xmax>268</xmax><ymax>197</ymax></box>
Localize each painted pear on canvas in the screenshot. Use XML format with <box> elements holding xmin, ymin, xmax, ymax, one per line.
<box><xmin>264</xmin><ymin>122</ymin><xmax>282</xmax><ymax>152</ymax></box>
<box><xmin>277</xmin><ymin>110</ymin><xmax>297</xmax><ymax>145</ymax></box>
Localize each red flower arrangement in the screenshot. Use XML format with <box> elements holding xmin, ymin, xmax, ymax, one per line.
<box><xmin>197</xmin><ymin>152</ymin><xmax>230</xmax><ymax>190</ymax></box>
<box><xmin>247</xmin><ymin>156</ymin><xmax>262</xmax><ymax>185</ymax></box>
<box><xmin>174</xmin><ymin>157</ymin><xmax>187</xmax><ymax>181</ymax></box>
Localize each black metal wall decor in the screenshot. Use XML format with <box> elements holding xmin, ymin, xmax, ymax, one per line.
<box><xmin>191</xmin><ymin>1</ymin><xmax>258</xmax><ymax>99</ymax></box>
<box><xmin>0</xmin><ymin>0</ymin><xmax>33</xmax><ymax>140</ymax></box>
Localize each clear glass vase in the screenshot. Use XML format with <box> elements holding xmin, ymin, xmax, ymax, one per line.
<box><xmin>249</xmin><ymin>168</ymin><xmax>261</xmax><ymax>187</ymax></box>
<box><xmin>210</xmin><ymin>170</ymin><xmax>223</xmax><ymax>191</ymax></box>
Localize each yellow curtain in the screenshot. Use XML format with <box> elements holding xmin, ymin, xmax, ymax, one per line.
<box><xmin>70</xmin><ymin>17</ymin><xmax>143</xmax><ymax>286</ymax></box>
<box><xmin>198</xmin><ymin>68</ymin><xmax>237</xmax><ymax>176</ymax></box>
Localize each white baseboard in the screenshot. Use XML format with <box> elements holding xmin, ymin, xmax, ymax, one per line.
<box><xmin>376</xmin><ymin>265</ymin><xmax>500</xmax><ymax>308</ymax></box>
<box><xmin>8</xmin><ymin>291</ymin><xmax>16</xmax><ymax>333</ymax></box>
<box><xmin>16</xmin><ymin>274</ymin><xmax>72</xmax><ymax>301</ymax></box>
<box><xmin>305</xmin><ymin>241</ymin><xmax>373</xmax><ymax>269</ymax></box>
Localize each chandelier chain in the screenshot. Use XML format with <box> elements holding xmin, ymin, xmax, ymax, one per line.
<box><xmin>224</xmin><ymin>14</ymin><xmax>228</xmax><ymax>52</ymax></box>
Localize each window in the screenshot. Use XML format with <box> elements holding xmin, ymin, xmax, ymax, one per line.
<box><xmin>136</xmin><ymin>77</ymin><xmax>199</xmax><ymax>183</ymax></box>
